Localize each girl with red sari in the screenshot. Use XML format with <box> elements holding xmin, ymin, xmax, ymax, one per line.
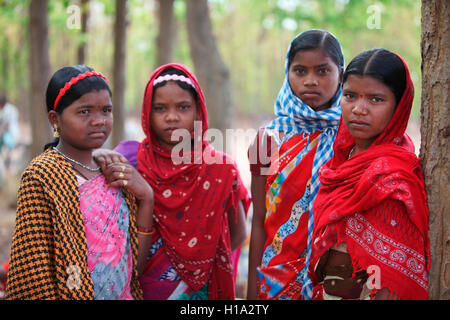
<box><xmin>309</xmin><ymin>49</ymin><xmax>430</xmax><ymax>300</ymax></box>
<box><xmin>247</xmin><ymin>29</ymin><xmax>345</xmax><ymax>300</ymax></box>
<box><xmin>95</xmin><ymin>63</ymin><xmax>250</xmax><ymax>300</ymax></box>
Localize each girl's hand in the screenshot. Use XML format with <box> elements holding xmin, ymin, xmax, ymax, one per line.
<box><xmin>103</xmin><ymin>162</ymin><xmax>154</xmax><ymax>204</ymax></box>
<box><xmin>93</xmin><ymin>148</ymin><xmax>128</xmax><ymax>169</ymax></box>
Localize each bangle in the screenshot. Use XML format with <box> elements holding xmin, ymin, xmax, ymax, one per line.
<box><xmin>137</xmin><ymin>230</ymin><xmax>153</xmax><ymax>236</ymax></box>
<box><xmin>137</xmin><ymin>226</ymin><xmax>155</xmax><ymax>236</ymax></box>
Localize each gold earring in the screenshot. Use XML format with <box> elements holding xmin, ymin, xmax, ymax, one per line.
<box><xmin>53</xmin><ymin>124</ymin><xmax>60</xmax><ymax>138</ymax></box>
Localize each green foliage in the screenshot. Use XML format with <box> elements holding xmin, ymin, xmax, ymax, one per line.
<box><xmin>0</xmin><ymin>0</ymin><xmax>29</xmax><ymax>108</ymax></box>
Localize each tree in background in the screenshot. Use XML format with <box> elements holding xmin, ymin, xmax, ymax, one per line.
<box><xmin>111</xmin><ymin>0</ymin><xmax>127</xmax><ymax>147</ymax></box>
<box><xmin>156</xmin><ymin>0</ymin><xmax>177</xmax><ymax>67</ymax></box>
<box><xmin>29</xmin><ymin>0</ymin><xmax>51</xmax><ymax>158</ymax></box>
<box><xmin>77</xmin><ymin>0</ymin><xmax>90</xmax><ymax>65</ymax></box>
<box><xmin>3</xmin><ymin>0</ymin><xmax>423</xmax><ymax>136</ymax></box>
<box><xmin>186</xmin><ymin>0</ymin><xmax>232</xmax><ymax>132</ymax></box>
<box><xmin>420</xmin><ymin>0</ymin><xmax>449</xmax><ymax>300</ymax></box>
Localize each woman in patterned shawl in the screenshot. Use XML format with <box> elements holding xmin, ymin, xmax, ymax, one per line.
<box><xmin>309</xmin><ymin>49</ymin><xmax>429</xmax><ymax>300</ymax></box>
<box><xmin>96</xmin><ymin>63</ymin><xmax>251</xmax><ymax>300</ymax></box>
<box><xmin>247</xmin><ymin>29</ymin><xmax>345</xmax><ymax>300</ymax></box>
<box><xmin>6</xmin><ymin>65</ymin><xmax>154</xmax><ymax>300</ymax></box>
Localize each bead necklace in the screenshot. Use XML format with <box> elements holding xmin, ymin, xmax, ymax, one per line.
<box><xmin>53</xmin><ymin>147</ymin><xmax>100</xmax><ymax>172</ymax></box>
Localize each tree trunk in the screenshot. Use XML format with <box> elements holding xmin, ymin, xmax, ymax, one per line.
<box><xmin>77</xmin><ymin>0</ymin><xmax>89</xmax><ymax>64</ymax></box>
<box><xmin>111</xmin><ymin>0</ymin><xmax>127</xmax><ymax>147</ymax></box>
<box><xmin>29</xmin><ymin>0</ymin><xmax>51</xmax><ymax>159</ymax></box>
<box><xmin>186</xmin><ymin>0</ymin><xmax>232</xmax><ymax>133</ymax></box>
<box><xmin>420</xmin><ymin>0</ymin><xmax>450</xmax><ymax>300</ymax></box>
<box><xmin>156</xmin><ymin>0</ymin><xmax>177</xmax><ymax>67</ymax></box>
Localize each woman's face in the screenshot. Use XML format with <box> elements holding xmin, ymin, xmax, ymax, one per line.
<box><xmin>150</xmin><ymin>81</ymin><xmax>197</xmax><ymax>150</ymax></box>
<box><xmin>288</xmin><ymin>48</ymin><xmax>342</xmax><ymax>111</ymax></box>
<box><xmin>52</xmin><ymin>89</ymin><xmax>113</xmax><ymax>150</ymax></box>
<box><xmin>341</xmin><ymin>74</ymin><xmax>397</xmax><ymax>151</ymax></box>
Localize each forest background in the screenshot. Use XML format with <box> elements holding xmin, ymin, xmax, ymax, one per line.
<box><xmin>0</xmin><ymin>0</ymin><xmax>422</xmax><ymax>146</ymax></box>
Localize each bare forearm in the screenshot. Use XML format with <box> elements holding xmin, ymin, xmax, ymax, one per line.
<box><xmin>247</xmin><ymin>174</ymin><xmax>268</xmax><ymax>300</ymax></box>
<box><xmin>228</xmin><ymin>201</ymin><xmax>247</xmax><ymax>251</ymax></box>
<box><xmin>136</xmin><ymin>200</ymin><xmax>154</xmax><ymax>276</ymax></box>
<box><xmin>247</xmin><ymin>221</ymin><xmax>266</xmax><ymax>300</ymax></box>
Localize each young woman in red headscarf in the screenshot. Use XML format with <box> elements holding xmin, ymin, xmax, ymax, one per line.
<box><xmin>308</xmin><ymin>49</ymin><xmax>430</xmax><ymax>300</ymax></box>
<box><xmin>95</xmin><ymin>63</ymin><xmax>250</xmax><ymax>300</ymax></box>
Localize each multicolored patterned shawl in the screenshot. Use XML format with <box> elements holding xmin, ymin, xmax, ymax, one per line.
<box><xmin>262</xmin><ymin>31</ymin><xmax>344</xmax><ymax>299</ymax></box>
<box><xmin>6</xmin><ymin>150</ymin><xmax>142</xmax><ymax>300</ymax></box>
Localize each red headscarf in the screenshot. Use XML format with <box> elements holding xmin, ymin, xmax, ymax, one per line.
<box><xmin>310</xmin><ymin>54</ymin><xmax>430</xmax><ymax>299</ymax></box>
<box><xmin>137</xmin><ymin>63</ymin><xmax>249</xmax><ymax>299</ymax></box>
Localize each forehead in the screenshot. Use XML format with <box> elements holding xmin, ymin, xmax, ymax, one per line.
<box><xmin>290</xmin><ymin>48</ymin><xmax>336</xmax><ymax>67</ymax></box>
<box><xmin>69</xmin><ymin>89</ymin><xmax>111</xmax><ymax>107</ymax></box>
<box><xmin>343</xmin><ymin>75</ymin><xmax>393</xmax><ymax>94</ymax></box>
<box><xmin>152</xmin><ymin>81</ymin><xmax>195</xmax><ymax>101</ymax></box>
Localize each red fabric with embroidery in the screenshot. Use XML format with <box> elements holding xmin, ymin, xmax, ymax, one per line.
<box><xmin>309</xmin><ymin>55</ymin><xmax>430</xmax><ymax>299</ymax></box>
<box><xmin>136</xmin><ymin>63</ymin><xmax>250</xmax><ymax>299</ymax></box>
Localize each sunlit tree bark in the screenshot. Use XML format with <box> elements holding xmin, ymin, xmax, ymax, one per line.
<box><xmin>111</xmin><ymin>0</ymin><xmax>127</xmax><ymax>146</ymax></box>
<box><xmin>420</xmin><ymin>0</ymin><xmax>450</xmax><ymax>300</ymax></box>
<box><xmin>186</xmin><ymin>0</ymin><xmax>232</xmax><ymax>133</ymax></box>
<box><xmin>156</xmin><ymin>0</ymin><xmax>177</xmax><ymax>67</ymax></box>
<box><xmin>29</xmin><ymin>0</ymin><xmax>51</xmax><ymax>158</ymax></box>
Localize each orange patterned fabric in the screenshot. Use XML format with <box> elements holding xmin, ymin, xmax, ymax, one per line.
<box><xmin>6</xmin><ymin>149</ymin><xmax>143</xmax><ymax>300</ymax></box>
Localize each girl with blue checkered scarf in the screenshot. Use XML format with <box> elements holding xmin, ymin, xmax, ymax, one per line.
<box><xmin>247</xmin><ymin>29</ymin><xmax>344</xmax><ymax>300</ymax></box>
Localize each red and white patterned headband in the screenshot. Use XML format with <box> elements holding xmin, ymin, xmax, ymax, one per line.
<box><xmin>153</xmin><ymin>74</ymin><xmax>195</xmax><ymax>89</ymax></box>
<box><xmin>53</xmin><ymin>70</ymin><xmax>109</xmax><ymax>111</ymax></box>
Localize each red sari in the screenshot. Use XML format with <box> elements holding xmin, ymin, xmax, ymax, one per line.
<box><xmin>136</xmin><ymin>63</ymin><xmax>250</xmax><ymax>299</ymax></box>
<box><xmin>309</xmin><ymin>56</ymin><xmax>430</xmax><ymax>299</ymax></box>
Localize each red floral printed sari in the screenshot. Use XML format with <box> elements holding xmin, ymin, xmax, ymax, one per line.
<box><xmin>136</xmin><ymin>63</ymin><xmax>250</xmax><ymax>299</ymax></box>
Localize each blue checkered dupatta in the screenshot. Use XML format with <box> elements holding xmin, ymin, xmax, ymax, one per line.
<box><xmin>265</xmin><ymin>34</ymin><xmax>344</xmax><ymax>299</ymax></box>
